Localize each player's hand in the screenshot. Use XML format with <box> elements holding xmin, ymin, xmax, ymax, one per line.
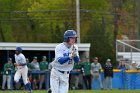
<box><xmin>70</xmin><ymin>46</ymin><xmax>77</xmax><ymax>58</ymax></box>
<box><xmin>69</xmin><ymin>52</ymin><xmax>76</xmax><ymax>59</ymax></box>
<box><xmin>14</xmin><ymin>63</ymin><xmax>19</xmax><ymax>66</ymax></box>
<box><xmin>72</xmin><ymin>50</ymin><xmax>77</xmax><ymax>57</ymax></box>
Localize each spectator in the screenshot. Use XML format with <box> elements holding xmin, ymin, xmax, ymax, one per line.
<box><xmin>26</xmin><ymin>58</ymin><xmax>32</xmax><ymax>71</ymax></box>
<box><xmin>117</xmin><ymin>60</ymin><xmax>126</xmax><ymax>71</ymax></box>
<box><xmin>117</xmin><ymin>60</ymin><xmax>126</xmax><ymax>89</ymax></box>
<box><xmin>130</xmin><ymin>61</ymin><xmax>137</xmax><ymax>70</ymax></box>
<box><xmin>2</xmin><ymin>58</ymin><xmax>14</xmax><ymax>90</ymax></box>
<box><xmin>80</xmin><ymin>57</ymin><xmax>91</xmax><ymax>89</ymax></box>
<box><xmin>90</xmin><ymin>57</ymin><xmax>103</xmax><ymax>90</ymax></box>
<box><xmin>26</xmin><ymin>58</ymin><xmax>32</xmax><ymax>83</ymax></box>
<box><xmin>71</xmin><ymin>63</ymin><xmax>81</xmax><ymax>89</ymax></box>
<box><xmin>128</xmin><ymin>61</ymin><xmax>138</xmax><ymax>90</ymax></box>
<box><xmin>48</xmin><ymin>58</ymin><xmax>54</xmax><ymax>71</ymax></box>
<box><xmin>39</xmin><ymin>56</ymin><xmax>49</xmax><ymax>89</ymax></box>
<box><xmin>103</xmin><ymin>59</ymin><xmax>113</xmax><ymax>90</ymax></box>
<box><xmin>30</xmin><ymin>56</ymin><xmax>40</xmax><ymax>89</ymax></box>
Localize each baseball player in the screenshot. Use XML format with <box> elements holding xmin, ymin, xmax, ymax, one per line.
<box><xmin>50</xmin><ymin>30</ymin><xmax>80</xmax><ymax>93</ymax></box>
<box><xmin>14</xmin><ymin>47</ymin><xmax>32</xmax><ymax>93</ymax></box>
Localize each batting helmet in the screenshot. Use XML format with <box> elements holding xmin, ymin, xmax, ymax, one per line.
<box><xmin>16</xmin><ymin>47</ymin><xmax>22</xmax><ymax>53</ymax></box>
<box><xmin>64</xmin><ymin>30</ymin><xmax>77</xmax><ymax>42</ymax></box>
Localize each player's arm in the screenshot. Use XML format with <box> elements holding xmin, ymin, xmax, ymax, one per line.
<box><xmin>90</xmin><ymin>64</ymin><xmax>94</xmax><ymax>76</ymax></box>
<box><xmin>14</xmin><ymin>54</ymin><xmax>18</xmax><ymax>67</ymax></box>
<box><xmin>73</xmin><ymin>56</ymin><xmax>80</xmax><ymax>63</ymax></box>
<box><xmin>58</xmin><ymin>56</ymin><xmax>71</xmax><ymax>64</ymax></box>
<box><xmin>99</xmin><ymin>63</ymin><xmax>102</xmax><ymax>73</ymax></box>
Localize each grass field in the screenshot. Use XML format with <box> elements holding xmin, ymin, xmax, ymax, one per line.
<box><xmin>0</xmin><ymin>90</ymin><xmax>140</xmax><ymax>93</ymax></box>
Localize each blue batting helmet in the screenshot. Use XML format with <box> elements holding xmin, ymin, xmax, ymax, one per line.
<box><xmin>64</xmin><ymin>30</ymin><xmax>77</xmax><ymax>42</ymax></box>
<box><xmin>16</xmin><ymin>47</ymin><xmax>22</xmax><ymax>52</ymax></box>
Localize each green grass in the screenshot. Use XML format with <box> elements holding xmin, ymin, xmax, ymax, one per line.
<box><xmin>0</xmin><ymin>90</ymin><xmax>140</xmax><ymax>93</ymax></box>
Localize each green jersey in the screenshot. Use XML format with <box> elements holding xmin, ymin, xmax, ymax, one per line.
<box><xmin>73</xmin><ymin>63</ymin><xmax>81</xmax><ymax>69</ymax></box>
<box><xmin>27</xmin><ymin>63</ymin><xmax>32</xmax><ymax>70</ymax></box>
<box><xmin>3</xmin><ymin>63</ymin><xmax>14</xmax><ymax>75</ymax></box>
<box><xmin>80</xmin><ymin>62</ymin><xmax>91</xmax><ymax>76</ymax></box>
<box><xmin>73</xmin><ymin>63</ymin><xmax>81</xmax><ymax>75</ymax></box>
<box><xmin>39</xmin><ymin>61</ymin><xmax>48</xmax><ymax>71</ymax></box>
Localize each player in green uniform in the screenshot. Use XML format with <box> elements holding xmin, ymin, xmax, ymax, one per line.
<box><xmin>39</xmin><ymin>56</ymin><xmax>49</xmax><ymax>89</ymax></box>
<box><xmin>71</xmin><ymin>63</ymin><xmax>81</xmax><ymax>89</ymax></box>
<box><xmin>80</xmin><ymin>57</ymin><xmax>91</xmax><ymax>89</ymax></box>
<box><xmin>2</xmin><ymin>58</ymin><xmax>14</xmax><ymax>90</ymax></box>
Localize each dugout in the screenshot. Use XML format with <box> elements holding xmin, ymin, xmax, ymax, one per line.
<box><xmin>0</xmin><ymin>42</ymin><xmax>90</xmax><ymax>89</ymax></box>
<box><xmin>0</xmin><ymin>42</ymin><xmax>90</xmax><ymax>71</ymax></box>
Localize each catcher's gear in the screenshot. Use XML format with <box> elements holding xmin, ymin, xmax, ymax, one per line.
<box><xmin>47</xmin><ymin>88</ymin><xmax>52</xmax><ymax>93</ymax></box>
<box><xmin>64</xmin><ymin>30</ymin><xmax>77</xmax><ymax>42</ymax></box>
<box><xmin>16</xmin><ymin>47</ymin><xmax>22</xmax><ymax>52</ymax></box>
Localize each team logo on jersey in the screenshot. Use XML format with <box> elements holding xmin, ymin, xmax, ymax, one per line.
<box><xmin>63</xmin><ymin>52</ymin><xmax>71</xmax><ymax>56</ymax></box>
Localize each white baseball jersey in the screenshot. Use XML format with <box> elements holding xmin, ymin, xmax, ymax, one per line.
<box><xmin>91</xmin><ymin>62</ymin><xmax>102</xmax><ymax>72</ymax></box>
<box><xmin>15</xmin><ymin>53</ymin><xmax>26</xmax><ymax>69</ymax></box>
<box><xmin>53</xmin><ymin>43</ymin><xmax>79</xmax><ymax>71</ymax></box>
<box><xmin>30</xmin><ymin>61</ymin><xmax>40</xmax><ymax>70</ymax></box>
